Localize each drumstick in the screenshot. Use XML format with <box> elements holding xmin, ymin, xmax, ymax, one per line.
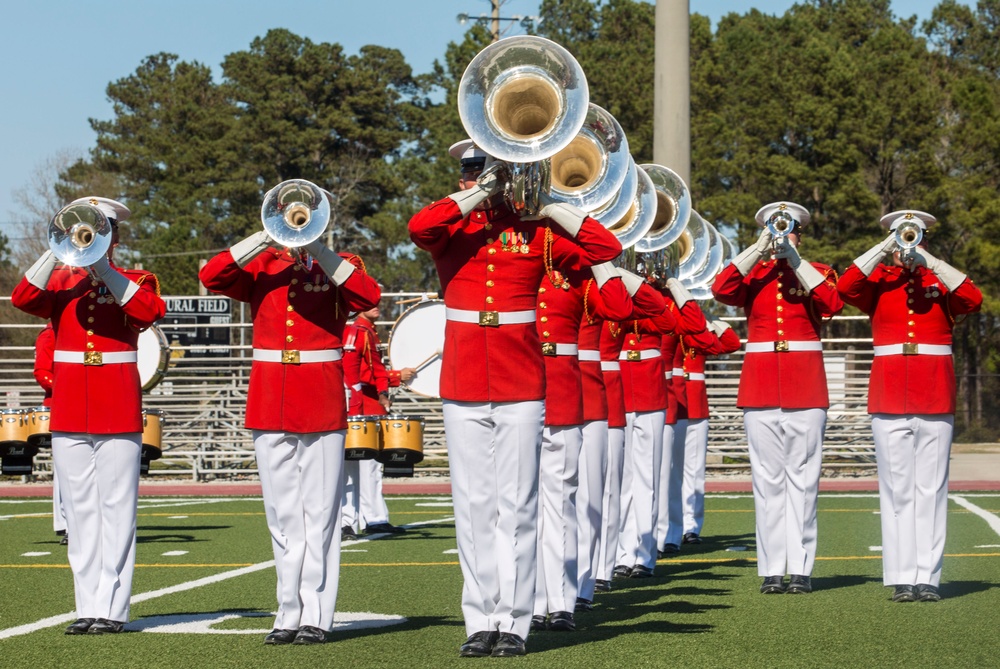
<box><xmin>412</xmin><ymin>349</ymin><xmax>442</xmax><ymax>374</ymax></box>
<box><xmin>395</xmin><ymin>293</ymin><xmax>438</xmax><ymax>305</ymax></box>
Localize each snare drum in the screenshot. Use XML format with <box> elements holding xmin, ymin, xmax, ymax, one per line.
<box><xmin>138</xmin><ymin>325</ymin><xmax>170</xmax><ymax>392</ymax></box>
<box><xmin>141</xmin><ymin>409</ymin><xmax>164</xmax><ymax>461</ymax></box>
<box><xmin>25</xmin><ymin>406</ymin><xmax>52</xmax><ymax>448</ymax></box>
<box><xmin>345</xmin><ymin>416</ymin><xmax>380</xmax><ymax>461</ymax></box>
<box><xmin>0</xmin><ymin>409</ymin><xmax>28</xmax><ymax>446</ymax></box>
<box><xmin>377</xmin><ymin>415</ymin><xmax>424</xmax><ymax>466</ymax></box>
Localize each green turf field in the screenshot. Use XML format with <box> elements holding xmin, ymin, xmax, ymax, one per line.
<box><xmin>1</xmin><ymin>492</ymin><xmax>999</xmax><ymax>668</ymax></box>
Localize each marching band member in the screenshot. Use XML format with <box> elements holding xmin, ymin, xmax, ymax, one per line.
<box><xmin>200</xmin><ymin>212</ymin><xmax>380</xmax><ymax>645</ymax></box>
<box><xmin>341</xmin><ymin>303</ymin><xmax>415</xmax><ymax>537</ymax></box>
<box><xmin>408</xmin><ymin>139</ymin><xmax>621</xmax><ymax>658</ymax></box>
<box><xmin>712</xmin><ymin>201</ymin><xmax>843</xmax><ymax>595</ymax></box>
<box><xmin>12</xmin><ymin>197</ymin><xmax>166</xmax><ymax>634</ymax></box>
<box><xmin>837</xmin><ymin>210</ymin><xmax>982</xmax><ymax>602</ymax></box>
<box><xmin>531</xmin><ymin>263</ymin><xmax>632</xmax><ymax>633</ymax></box>
<box><xmin>33</xmin><ymin>323</ymin><xmax>67</xmax><ymax>545</ymax></box>
<box><xmin>615</xmin><ymin>278</ymin><xmax>705</xmax><ymax>579</ymax></box>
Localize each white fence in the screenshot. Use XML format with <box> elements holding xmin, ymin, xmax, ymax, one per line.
<box><xmin>0</xmin><ymin>294</ymin><xmax>878</xmax><ymax>480</ymax></box>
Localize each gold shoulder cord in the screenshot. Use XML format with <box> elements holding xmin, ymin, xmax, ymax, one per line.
<box><xmin>542</xmin><ymin>226</ymin><xmax>567</xmax><ymax>288</ymax></box>
<box><xmin>607</xmin><ymin>321</ymin><xmax>621</xmax><ymax>338</ymax></box>
<box><xmin>582</xmin><ymin>278</ymin><xmax>595</xmax><ymax>324</ymax></box>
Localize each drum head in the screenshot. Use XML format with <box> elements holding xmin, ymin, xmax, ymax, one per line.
<box><xmin>137</xmin><ymin>325</ymin><xmax>170</xmax><ymax>392</ymax></box>
<box><xmin>387</xmin><ymin>300</ymin><xmax>446</xmax><ymax>398</ymax></box>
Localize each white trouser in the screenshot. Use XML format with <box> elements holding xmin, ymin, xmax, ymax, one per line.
<box><xmin>743</xmin><ymin>408</ymin><xmax>826</xmax><ymax>577</ymax></box>
<box><xmin>52</xmin><ymin>466</ymin><xmax>68</xmax><ymax>534</ymax></box>
<box><xmin>682</xmin><ymin>418</ymin><xmax>710</xmax><ymax>536</ymax></box>
<box><xmin>617</xmin><ymin>410</ymin><xmax>665</xmax><ymax>570</ymax></box>
<box><xmin>443</xmin><ymin>400</ymin><xmax>543</xmax><ymax>640</ymax></box>
<box><xmin>52</xmin><ymin>432</ymin><xmax>141</xmax><ymax>622</ymax></box>
<box><xmin>657</xmin><ymin>422</ymin><xmax>682</xmax><ymax>548</ymax></box>
<box><xmin>254</xmin><ymin>430</ymin><xmax>345</xmax><ymax>631</ymax></box>
<box><xmin>872</xmin><ymin>414</ymin><xmax>953</xmax><ymax>587</ymax></box>
<box><xmin>576</xmin><ymin>420</ymin><xmax>608</xmax><ymax>600</ymax></box>
<box><xmin>534</xmin><ymin>424</ymin><xmax>582</xmax><ymax>615</ymax></box>
<box><xmin>597</xmin><ymin>426</ymin><xmax>625</xmax><ymax>581</ymax></box>
<box><xmin>341</xmin><ymin>459</ymin><xmax>390</xmax><ymax>530</ymax></box>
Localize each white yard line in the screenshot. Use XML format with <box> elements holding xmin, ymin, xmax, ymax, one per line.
<box><xmin>950</xmin><ymin>495</ymin><xmax>1000</xmax><ymax>538</ymax></box>
<box><xmin>0</xmin><ymin>516</ymin><xmax>452</xmax><ymax>641</ymax></box>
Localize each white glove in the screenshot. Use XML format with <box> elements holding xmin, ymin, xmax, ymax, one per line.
<box><xmin>904</xmin><ymin>247</ymin><xmax>967</xmax><ymax>292</ymax></box>
<box><xmin>304</xmin><ymin>240</ymin><xmax>355</xmax><ymax>285</ymax></box>
<box><xmin>666</xmin><ymin>277</ymin><xmax>694</xmax><ymax>309</ymax></box>
<box><xmin>25</xmin><ymin>250</ymin><xmax>57</xmax><ymax>290</ymax></box>
<box><xmin>90</xmin><ymin>255</ymin><xmax>140</xmax><ymax>305</ymax></box>
<box><xmin>854</xmin><ymin>233</ymin><xmax>898</xmax><ymax>276</ymax></box>
<box><xmin>538</xmin><ymin>197</ymin><xmax>587</xmax><ymax>237</ymax></box>
<box><xmin>447</xmin><ymin>166</ymin><xmax>502</xmax><ymax>217</ymax></box>
<box><xmin>616</xmin><ymin>268</ymin><xmax>645</xmax><ymax>296</ymax></box>
<box><xmin>708</xmin><ymin>319</ymin><xmax>732</xmax><ymax>337</ymax></box>
<box><xmin>774</xmin><ymin>242</ymin><xmax>825</xmax><ymax>293</ymax></box>
<box><xmin>230</xmin><ymin>230</ymin><xmax>275</xmax><ymax>268</ymax></box>
<box><xmin>732</xmin><ymin>228</ymin><xmax>773</xmax><ymax>275</ymax></box>
<box><xmin>590</xmin><ymin>262</ymin><xmax>617</xmax><ymax>289</ymax></box>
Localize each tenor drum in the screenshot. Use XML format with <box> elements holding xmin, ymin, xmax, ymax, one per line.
<box><xmin>0</xmin><ymin>409</ymin><xmax>28</xmax><ymax>446</ymax></box>
<box><xmin>345</xmin><ymin>416</ymin><xmax>380</xmax><ymax>461</ymax></box>
<box><xmin>141</xmin><ymin>408</ymin><xmax>164</xmax><ymax>461</ymax></box>
<box><xmin>137</xmin><ymin>325</ymin><xmax>170</xmax><ymax>392</ymax></box>
<box><xmin>387</xmin><ymin>299</ymin><xmax>446</xmax><ymax>399</ymax></box>
<box><xmin>377</xmin><ymin>415</ymin><xmax>424</xmax><ymax>466</ymax></box>
<box><xmin>25</xmin><ymin>406</ymin><xmax>52</xmax><ymax>448</ymax></box>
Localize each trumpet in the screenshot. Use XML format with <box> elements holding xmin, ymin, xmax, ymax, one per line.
<box><xmin>766</xmin><ymin>210</ymin><xmax>796</xmax><ymax>239</ymax></box>
<box><xmin>48</xmin><ymin>202</ymin><xmax>113</xmax><ymax>267</ymax></box>
<box><xmin>895</xmin><ymin>219</ymin><xmax>923</xmax><ymax>250</ymax></box>
<box><xmin>260</xmin><ymin>179</ymin><xmax>331</xmax><ymax>248</ymax></box>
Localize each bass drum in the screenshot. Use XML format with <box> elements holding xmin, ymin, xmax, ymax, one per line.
<box><xmin>387</xmin><ymin>299</ymin><xmax>446</xmax><ymax>399</ymax></box>
<box><xmin>137</xmin><ymin>325</ymin><xmax>170</xmax><ymax>392</ymax></box>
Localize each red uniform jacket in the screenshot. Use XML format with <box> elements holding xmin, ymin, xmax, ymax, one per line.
<box><xmin>712</xmin><ymin>259</ymin><xmax>843</xmax><ymax>409</ymax></box>
<box><xmin>538</xmin><ymin>271</ymin><xmax>632</xmax><ymax>427</ymax></box>
<box><xmin>342</xmin><ymin>315</ymin><xmax>400</xmax><ymax>417</ymax></box>
<box><xmin>34</xmin><ymin>323</ymin><xmax>55</xmax><ymax>408</ymax></box>
<box><xmin>200</xmin><ymin>248</ymin><xmax>380</xmax><ymax>432</ymax></box>
<box><xmin>12</xmin><ymin>264</ymin><xmax>166</xmax><ymax>433</ymax></box>
<box><xmin>837</xmin><ymin>263</ymin><xmax>982</xmax><ymax>415</ymax></box>
<box><xmin>409</xmin><ymin>198</ymin><xmax>621</xmax><ymax>402</ymax></box>
<box><xmin>671</xmin><ymin>327</ymin><xmax>741</xmax><ymax>421</ymax></box>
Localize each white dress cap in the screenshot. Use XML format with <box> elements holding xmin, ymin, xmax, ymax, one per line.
<box><xmin>68</xmin><ymin>196</ymin><xmax>131</xmax><ymax>223</ymax></box>
<box><xmin>879</xmin><ymin>209</ymin><xmax>937</xmax><ymax>231</ymax></box>
<box><xmin>754</xmin><ymin>201</ymin><xmax>811</xmax><ymax>228</ymax></box>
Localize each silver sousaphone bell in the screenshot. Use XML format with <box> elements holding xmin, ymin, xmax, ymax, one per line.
<box><xmin>260</xmin><ymin>179</ymin><xmax>331</xmax><ymax>248</ymax></box>
<box><xmin>48</xmin><ymin>202</ymin><xmax>113</xmax><ymax>267</ymax></box>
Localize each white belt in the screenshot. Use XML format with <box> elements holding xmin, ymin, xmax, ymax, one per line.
<box><xmin>619</xmin><ymin>349</ymin><xmax>660</xmax><ymax>362</ymax></box>
<box><xmin>873</xmin><ymin>343</ymin><xmax>952</xmax><ymax>357</ymax></box>
<box><xmin>54</xmin><ymin>350</ymin><xmax>137</xmax><ymax>365</ymax></box>
<box><xmin>541</xmin><ymin>342</ymin><xmax>578</xmax><ymax>357</ymax></box>
<box><xmin>446</xmin><ymin>307</ymin><xmax>535</xmax><ymax>327</ymax></box>
<box><xmin>601</xmin><ymin>361</ymin><xmax>621</xmax><ymax>372</ymax></box>
<box><xmin>672</xmin><ymin>367</ymin><xmax>685</xmax><ymax>376</ymax></box>
<box><xmin>664</xmin><ymin>370</ymin><xmax>673</xmax><ymax>380</ymax></box>
<box><xmin>253</xmin><ymin>348</ymin><xmax>343</xmax><ymax>364</ymax></box>
<box><xmin>578</xmin><ymin>349</ymin><xmax>601</xmax><ymax>362</ymax></box>
<box><xmin>687</xmin><ymin>372</ymin><xmax>706</xmax><ymax>381</ymax></box>
<box><xmin>745</xmin><ymin>340</ymin><xmax>823</xmax><ymax>353</ymax></box>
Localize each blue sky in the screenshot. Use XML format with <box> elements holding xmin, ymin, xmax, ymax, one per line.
<box><xmin>0</xmin><ymin>0</ymin><xmax>964</xmax><ymax>229</ymax></box>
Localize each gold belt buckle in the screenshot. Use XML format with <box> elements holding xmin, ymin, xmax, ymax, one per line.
<box><xmin>541</xmin><ymin>342</ymin><xmax>556</xmax><ymax>356</ymax></box>
<box><xmin>684</xmin><ymin>372</ymin><xmax>690</xmax><ymax>380</ymax></box>
<box><xmin>479</xmin><ymin>311</ymin><xmax>500</xmax><ymax>327</ymax></box>
<box><xmin>902</xmin><ymin>342</ymin><xmax>918</xmax><ymax>355</ymax></box>
<box><xmin>84</xmin><ymin>351</ymin><xmax>103</xmax><ymax>366</ymax></box>
<box><xmin>626</xmin><ymin>350</ymin><xmax>641</xmax><ymax>362</ymax></box>
<box><xmin>282</xmin><ymin>350</ymin><xmax>301</xmax><ymax>364</ymax></box>
<box><xmin>774</xmin><ymin>340</ymin><xmax>790</xmax><ymax>352</ymax></box>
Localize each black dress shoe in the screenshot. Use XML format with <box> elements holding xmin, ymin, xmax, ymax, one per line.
<box><xmin>529</xmin><ymin>615</ymin><xmax>547</xmax><ymax>632</ymax></box>
<box><xmin>786</xmin><ymin>574</ymin><xmax>812</xmax><ymax>594</ymax></box>
<box><xmin>59</xmin><ymin>534</ymin><xmax>69</xmax><ymax>546</ymax></box>
<box><xmin>682</xmin><ymin>532</ymin><xmax>702</xmax><ymax>545</ymax></box>
<box><xmin>65</xmin><ymin>618</ymin><xmax>96</xmax><ymax>635</ymax></box>
<box><xmin>630</xmin><ymin>565</ymin><xmax>653</xmax><ymax>579</ymax></box>
<box><xmin>341</xmin><ymin>525</ymin><xmax>357</xmax><ymax>539</ymax></box>
<box><xmin>491</xmin><ymin>632</ymin><xmax>526</xmax><ymax>657</ymax></box>
<box><xmin>547</xmin><ymin>611</ymin><xmax>575</xmax><ymax>631</ymax></box>
<box><xmin>365</xmin><ymin>522</ymin><xmax>406</xmax><ymax>534</ymax></box>
<box><xmin>915</xmin><ymin>584</ymin><xmax>941</xmax><ymax>602</ymax></box>
<box><xmin>760</xmin><ymin>576</ymin><xmax>785</xmax><ymax>594</ymax></box>
<box><xmin>594</xmin><ymin>579</ymin><xmax>612</xmax><ymax>592</ymax></box>
<box><xmin>892</xmin><ymin>585</ymin><xmax>918</xmax><ymax>602</ymax></box>
<box><xmin>575</xmin><ymin>597</ymin><xmax>593</xmax><ymax>612</ymax></box>
<box><xmin>87</xmin><ymin>619</ymin><xmax>125</xmax><ymax>634</ymax></box>
<box><xmin>293</xmin><ymin>625</ymin><xmax>327</xmax><ymax>645</ymax></box>
<box><xmin>264</xmin><ymin>628</ymin><xmax>297</xmax><ymax>645</ymax></box>
<box><xmin>459</xmin><ymin>630</ymin><xmax>499</xmax><ymax>657</ymax></box>
<box><xmin>612</xmin><ymin>564</ymin><xmax>632</xmax><ymax>579</ymax></box>
<box><xmin>658</xmin><ymin>543</ymin><xmax>680</xmax><ymax>558</ymax></box>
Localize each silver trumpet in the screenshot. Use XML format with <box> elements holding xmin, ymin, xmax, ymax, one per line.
<box><xmin>260</xmin><ymin>179</ymin><xmax>331</xmax><ymax>248</ymax></box>
<box><xmin>48</xmin><ymin>202</ymin><xmax>113</xmax><ymax>268</ymax></box>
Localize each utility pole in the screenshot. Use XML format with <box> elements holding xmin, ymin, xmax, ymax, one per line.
<box><xmin>654</xmin><ymin>0</ymin><xmax>691</xmax><ymax>185</ymax></box>
<box><xmin>491</xmin><ymin>0</ymin><xmax>501</xmax><ymax>42</ymax></box>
